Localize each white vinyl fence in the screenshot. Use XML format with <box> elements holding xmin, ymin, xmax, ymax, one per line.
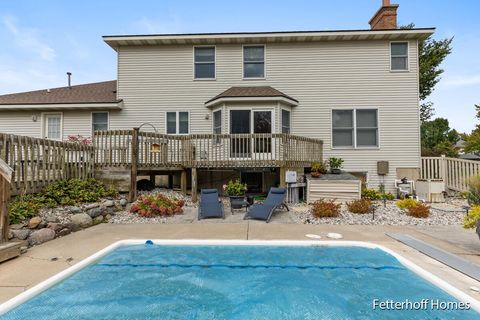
<box><xmin>421</xmin><ymin>156</ymin><xmax>480</xmax><ymax>192</ymax></box>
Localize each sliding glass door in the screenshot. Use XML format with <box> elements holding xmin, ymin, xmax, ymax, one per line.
<box><xmin>229</xmin><ymin>109</ymin><xmax>273</xmax><ymax>158</ymax></box>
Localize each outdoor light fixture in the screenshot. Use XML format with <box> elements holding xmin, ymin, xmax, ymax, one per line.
<box><xmin>205</xmin><ymin>113</ymin><xmax>210</xmax><ymax>120</ymax></box>
<box><xmin>32</xmin><ymin>115</ymin><xmax>37</xmax><ymax>122</ymax></box>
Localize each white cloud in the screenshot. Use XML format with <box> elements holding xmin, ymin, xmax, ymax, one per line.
<box><xmin>441</xmin><ymin>74</ymin><xmax>480</xmax><ymax>88</ymax></box>
<box><xmin>2</xmin><ymin>15</ymin><xmax>56</xmax><ymax>61</ymax></box>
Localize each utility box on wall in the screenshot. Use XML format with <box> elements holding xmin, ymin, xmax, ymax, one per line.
<box><xmin>377</xmin><ymin>161</ymin><xmax>389</xmax><ymax>176</ymax></box>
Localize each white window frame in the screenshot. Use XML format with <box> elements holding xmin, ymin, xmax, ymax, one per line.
<box><xmin>331</xmin><ymin>108</ymin><xmax>379</xmax><ymax>149</ymax></box>
<box><xmin>91</xmin><ymin>111</ymin><xmax>109</xmax><ymax>135</ymax></box>
<box><xmin>242</xmin><ymin>44</ymin><xmax>266</xmax><ymax>80</ymax></box>
<box><xmin>390</xmin><ymin>41</ymin><xmax>409</xmax><ymax>72</ymax></box>
<box><xmin>165</xmin><ymin>111</ymin><xmax>190</xmax><ymax>135</ymax></box>
<box><xmin>41</xmin><ymin>112</ymin><xmax>63</xmax><ymax>140</ymax></box>
<box><xmin>193</xmin><ymin>45</ymin><xmax>216</xmax><ymax>80</ymax></box>
<box><xmin>281</xmin><ymin>108</ymin><xmax>291</xmax><ymax>134</ymax></box>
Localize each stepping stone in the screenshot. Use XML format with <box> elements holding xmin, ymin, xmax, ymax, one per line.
<box><xmin>305</xmin><ymin>234</ymin><xmax>322</xmax><ymax>239</ymax></box>
<box><xmin>327</xmin><ymin>233</ymin><xmax>343</xmax><ymax>239</ymax></box>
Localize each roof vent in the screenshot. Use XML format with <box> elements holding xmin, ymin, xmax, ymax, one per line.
<box><xmin>67</xmin><ymin>72</ymin><xmax>72</xmax><ymax>88</ymax></box>
<box><xmin>46</xmin><ymin>89</ymin><xmax>50</xmax><ymax>93</ymax></box>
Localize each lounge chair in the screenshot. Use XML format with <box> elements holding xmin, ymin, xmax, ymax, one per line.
<box><xmin>198</xmin><ymin>189</ymin><xmax>225</xmax><ymax>220</ymax></box>
<box><xmin>244</xmin><ymin>187</ymin><xmax>289</xmax><ymax>223</ymax></box>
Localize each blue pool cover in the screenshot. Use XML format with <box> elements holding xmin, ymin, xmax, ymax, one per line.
<box><xmin>2</xmin><ymin>244</ymin><xmax>479</xmax><ymax>319</ymax></box>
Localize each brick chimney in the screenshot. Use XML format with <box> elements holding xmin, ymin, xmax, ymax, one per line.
<box><xmin>369</xmin><ymin>0</ymin><xmax>399</xmax><ymax>30</ymax></box>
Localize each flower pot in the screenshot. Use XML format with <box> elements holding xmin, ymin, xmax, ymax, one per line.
<box><xmin>229</xmin><ymin>196</ymin><xmax>246</xmax><ymax>209</ymax></box>
<box><xmin>310</xmin><ymin>172</ymin><xmax>321</xmax><ymax>178</ymax></box>
<box><xmin>330</xmin><ymin>168</ymin><xmax>341</xmax><ymax>174</ymax></box>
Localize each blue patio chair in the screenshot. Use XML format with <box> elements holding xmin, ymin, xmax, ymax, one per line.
<box><xmin>198</xmin><ymin>189</ymin><xmax>225</xmax><ymax>220</ymax></box>
<box><xmin>244</xmin><ymin>187</ymin><xmax>289</xmax><ymax>223</ymax></box>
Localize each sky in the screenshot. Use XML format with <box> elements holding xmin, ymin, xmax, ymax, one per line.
<box><xmin>0</xmin><ymin>0</ymin><xmax>478</xmax><ymax>133</ymax></box>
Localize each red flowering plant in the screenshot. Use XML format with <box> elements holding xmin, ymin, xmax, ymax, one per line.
<box><xmin>130</xmin><ymin>193</ymin><xmax>185</xmax><ymax>217</ymax></box>
<box><xmin>66</xmin><ymin>135</ymin><xmax>92</xmax><ymax>145</ymax></box>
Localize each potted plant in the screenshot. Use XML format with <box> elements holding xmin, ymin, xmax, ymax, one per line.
<box><xmin>310</xmin><ymin>161</ymin><xmax>328</xmax><ymax>178</ymax></box>
<box><xmin>464</xmin><ymin>206</ymin><xmax>480</xmax><ymax>240</ymax></box>
<box><xmin>329</xmin><ymin>157</ymin><xmax>344</xmax><ymax>174</ymax></box>
<box><xmin>223</xmin><ymin>179</ymin><xmax>248</xmax><ymax>209</ymax></box>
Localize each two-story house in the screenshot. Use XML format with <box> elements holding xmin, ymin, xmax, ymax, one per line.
<box><xmin>0</xmin><ymin>1</ymin><xmax>434</xmax><ymax>194</ymax></box>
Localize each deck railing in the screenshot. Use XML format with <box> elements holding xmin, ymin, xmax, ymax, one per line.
<box><xmin>421</xmin><ymin>156</ymin><xmax>480</xmax><ymax>192</ymax></box>
<box><xmin>0</xmin><ymin>133</ymin><xmax>95</xmax><ymax>195</ymax></box>
<box><xmin>93</xmin><ymin>130</ymin><xmax>323</xmax><ymax>169</ymax></box>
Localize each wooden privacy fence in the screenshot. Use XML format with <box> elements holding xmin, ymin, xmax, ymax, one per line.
<box><xmin>0</xmin><ymin>159</ymin><xmax>13</xmax><ymax>242</ymax></box>
<box><xmin>421</xmin><ymin>156</ymin><xmax>480</xmax><ymax>192</ymax></box>
<box><xmin>93</xmin><ymin>129</ymin><xmax>323</xmax><ymax>169</ymax></box>
<box><xmin>0</xmin><ymin>133</ymin><xmax>95</xmax><ymax>195</ymax></box>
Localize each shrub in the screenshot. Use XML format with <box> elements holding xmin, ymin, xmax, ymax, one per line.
<box><xmin>41</xmin><ymin>178</ymin><xmax>117</xmax><ymax>207</ymax></box>
<box><xmin>328</xmin><ymin>157</ymin><xmax>344</xmax><ymax>169</ymax></box>
<box><xmin>407</xmin><ymin>203</ymin><xmax>430</xmax><ymax>218</ymax></box>
<box><xmin>396</xmin><ymin>198</ymin><xmax>419</xmax><ymax>210</ymax></box>
<box><xmin>347</xmin><ymin>199</ymin><xmax>372</xmax><ymax>214</ymax></box>
<box><xmin>362</xmin><ymin>188</ymin><xmax>395</xmax><ymax>201</ymax></box>
<box><xmin>130</xmin><ymin>193</ymin><xmax>185</xmax><ymax>217</ymax></box>
<box><xmin>223</xmin><ymin>179</ymin><xmax>247</xmax><ymax>196</ymax></box>
<box><xmin>8</xmin><ymin>194</ymin><xmax>44</xmax><ymax>224</ymax></box>
<box><xmin>8</xmin><ymin>178</ymin><xmax>118</xmax><ymax>224</ymax></box>
<box><xmin>362</xmin><ymin>188</ymin><xmax>382</xmax><ymax>200</ymax></box>
<box><xmin>66</xmin><ymin>134</ymin><xmax>92</xmax><ymax>145</ymax></box>
<box><xmin>311</xmin><ymin>199</ymin><xmax>341</xmax><ymax>218</ymax></box>
<box><xmin>467</xmin><ymin>175</ymin><xmax>480</xmax><ymax>205</ymax></box>
<box><xmin>464</xmin><ymin>205</ymin><xmax>480</xmax><ymax>229</ymax></box>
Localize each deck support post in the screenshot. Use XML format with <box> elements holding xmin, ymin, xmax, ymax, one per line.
<box><xmin>168</xmin><ymin>174</ymin><xmax>174</xmax><ymax>189</ymax></box>
<box><xmin>181</xmin><ymin>169</ymin><xmax>187</xmax><ymax>195</ymax></box>
<box><xmin>279</xmin><ymin>167</ymin><xmax>287</xmax><ymax>188</ymax></box>
<box><xmin>191</xmin><ymin>167</ymin><xmax>198</xmax><ymax>202</ymax></box>
<box><xmin>149</xmin><ymin>174</ymin><xmax>156</xmax><ymax>186</ymax></box>
<box><xmin>128</xmin><ymin>127</ymin><xmax>139</xmax><ymax>203</ymax></box>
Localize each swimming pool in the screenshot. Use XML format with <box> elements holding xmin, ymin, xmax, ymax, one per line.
<box><xmin>0</xmin><ymin>240</ymin><xmax>479</xmax><ymax>319</ymax></box>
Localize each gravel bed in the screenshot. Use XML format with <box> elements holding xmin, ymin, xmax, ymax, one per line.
<box><xmin>294</xmin><ymin>200</ymin><xmax>468</xmax><ymax>226</ymax></box>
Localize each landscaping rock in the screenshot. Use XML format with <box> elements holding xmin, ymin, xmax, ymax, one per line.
<box><xmin>105</xmin><ymin>214</ymin><xmax>112</xmax><ymax>221</ymax></box>
<box><xmin>93</xmin><ymin>215</ymin><xmax>104</xmax><ymax>225</ymax></box>
<box><xmin>47</xmin><ymin>223</ymin><xmax>64</xmax><ymax>233</ymax></box>
<box><xmin>20</xmin><ymin>246</ymin><xmax>28</xmax><ymax>254</ymax></box>
<box><xmin>7</xmin><ymin>230</ymin><xmax>13</xmax><ymax>240</ymax></box>
<box><xmin>28</xmin><ymin>217</ymin><xmax>42</xmax><ymax>229</ymax></box>
<box><xmin>69</xmin><ymin>206</ymin><xmax>82</xmax><ymax>214</ymax></box>
<box><xmin>57</xmin><ymin>228</ymin><xmax>71</xmax><ymax>237</ymax></box>
<box><xmin>11</xmin><ymin>229</ymin><xmax>30</xmax><ymax>240</ymax></box>
<box><xmin>28</xmin><ymin>228</ymin><xmax>55</xmax><ymax>245</ymax></box>
<box><xmin>119</xmin><ymin>198</ymin><xmax>128</xmax><ymax>206</ymax></box>
<box><xmin>70</xmin><ymin>213</ymin><xmax>93</xmax><ymax>228</ymax></box>
<box><xmin>87</xmin><ymin>207</ymin><xmax>104</xmax><ymax>218</ymax></box>
<box><xmin>84</xmin><ymin>203</ymin><xmax>100</xmax><ymax>210</ymax></box>
<box><xmin>105</xmin><ymin>207</ymin><xmax>115</xmax><ymax>215</ymax></box>
<box><xmin>44</xmin><ymin>214</ymin><xmax>59</xmax><ymax>223</ymax></box>
<box><xmin>104</xmin><ymin>200</ymin><xmax>115</xmax><ymax>207</ymax></box>
<box><xmin>9</xmin><ymin>223</ymin><xmax>25</xmax><ymax>230</ymax></box>
<box><xmin>65</xmin><ymin>222</ymin><xmax>81</xmax><ymax>232</ymax></box>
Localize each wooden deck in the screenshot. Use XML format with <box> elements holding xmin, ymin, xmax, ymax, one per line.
<box><xmin>93</xmin><ymin>129</ymin><xmax>323</xmax><ymax>170</ymax></box>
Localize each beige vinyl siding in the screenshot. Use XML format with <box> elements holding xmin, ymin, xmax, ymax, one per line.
<box><xmin>116</xmin><ymin>40</ymin><xmax>419</xmax><ymax>191</ymax></box>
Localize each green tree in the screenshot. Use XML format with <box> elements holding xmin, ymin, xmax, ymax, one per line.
<box><xmin>421</xmin><ymin>118</ymin><xmax>459</xmax><ymax>157</ymax></box>
<box><xmin>463</xmin><ymin>104</ymin><xmax>480</xmax><ymax>154</ymax></box>
<box><xmin>401</xmin><ymin>24</ymin><xmax>453</xmax><ymax>122</ymax></box>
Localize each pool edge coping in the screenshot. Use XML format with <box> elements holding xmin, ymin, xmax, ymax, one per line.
<box><xmin>0</xmin><ymin>239</ymin><xmax>479</xmax><ymax>315</ymax></box>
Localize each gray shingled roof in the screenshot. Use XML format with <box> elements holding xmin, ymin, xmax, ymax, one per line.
<box><xmin>206</xmin><ymin>86</ymin><xmax>298</xmax><ymax>104</ymax></box>
<box><xmin>0</xmin><ymin>80</ymin><xmax>119</xmax><ymax>105</ymax></box>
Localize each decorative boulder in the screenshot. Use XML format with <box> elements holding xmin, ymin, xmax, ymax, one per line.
<box><xmin>70</xmin><ymin>213</ymin><xmax>93</xmax><ymax>228</ymax></box>
<box><xmin>64</xmin><ymin>222</ymin><xmax>81</xmax><ymax>233</ymax></box>
<box><xmin>69</xmin><ymin>206</ymin><xmax>82</xmax><ymax>214</ymax></box>
<box><xmin>28</xmin><ymin>217</ymin><xmax>42</xmax><ymax>229</ymax></box>
<box><xmin>44</xmin><ymin>214</ymin><xmax>59</xmax><ymax>223</ymax></box>
<box><xmin>11</xmin><ymin>229</ymin><xmax>30</xmax><ymax>240</ymax></box>
<box><xmin>119</xmin><ymin>198</ymin><xmax>128</xmax><ymax>207</ymax></box>
<box><xmin>47</xmin><ymin>223</ymin><xmax>65</xmax><ymax>233</ymax></box>
<box><xmin>103</xmin><ymin>200</ymin><xmax>115</xmax><ymax>207</ymax></box>
<box><xmin>57</xmin><ymin>228</ymin><xmax>71</xmax><ymax>237</ymax></box>
<box><xmin>87</xmin><ymin>207</ymin><xmax>104</xmax><ymax>218</ymax></box>
<box><xmin>28</xmin><ymin>228</ymin><xmax>55</xmax><ymax>246</ymax></box>
<box><xmin>93</xmin><ymin>215</ymin><xmax>104</xmax><ymax>225</ymax></box>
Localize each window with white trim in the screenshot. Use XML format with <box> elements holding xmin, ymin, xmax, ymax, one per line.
<box><xmin>194</xmin><ymin>47</ymin><xmax>215</xmax><ymax>79</ymax></box>
<box><xmin>243</xmin><ymin>45</ymin><xmax>265</xmax><ymax>78</ymax></box>
<box><xmin>332</xmin><ymin>109</ymin><xmax>378</xmax><ymax>148</ymax></box>
<box><xmin>166</xmin><ymin>111</ymin><xmax>189</xmax><ymax>134</ymax></box>
<box><xmin>281</xmin><ymin>109</ymin><xmax>291</xmax><ymax>134</ymax></box>
<box><xmin>92</xmin><ymin>112</ymin><xmax>109</xmax><ymax>133</ymax></box>
<box><xmin>213</xmin><ymin>110</ymin><xmax>222</xmax><ymax>134</ymax></box>
<box><xmin>391</xmin><ymin>42</ymin><xmax>408</xmax><ymax>71</ymax></box>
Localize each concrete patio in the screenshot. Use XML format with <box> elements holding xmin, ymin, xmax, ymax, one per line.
<box><xmin>0</xmin><ymin>223</ymin><xmax>479</xmax><ymax>305</ymax></box>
